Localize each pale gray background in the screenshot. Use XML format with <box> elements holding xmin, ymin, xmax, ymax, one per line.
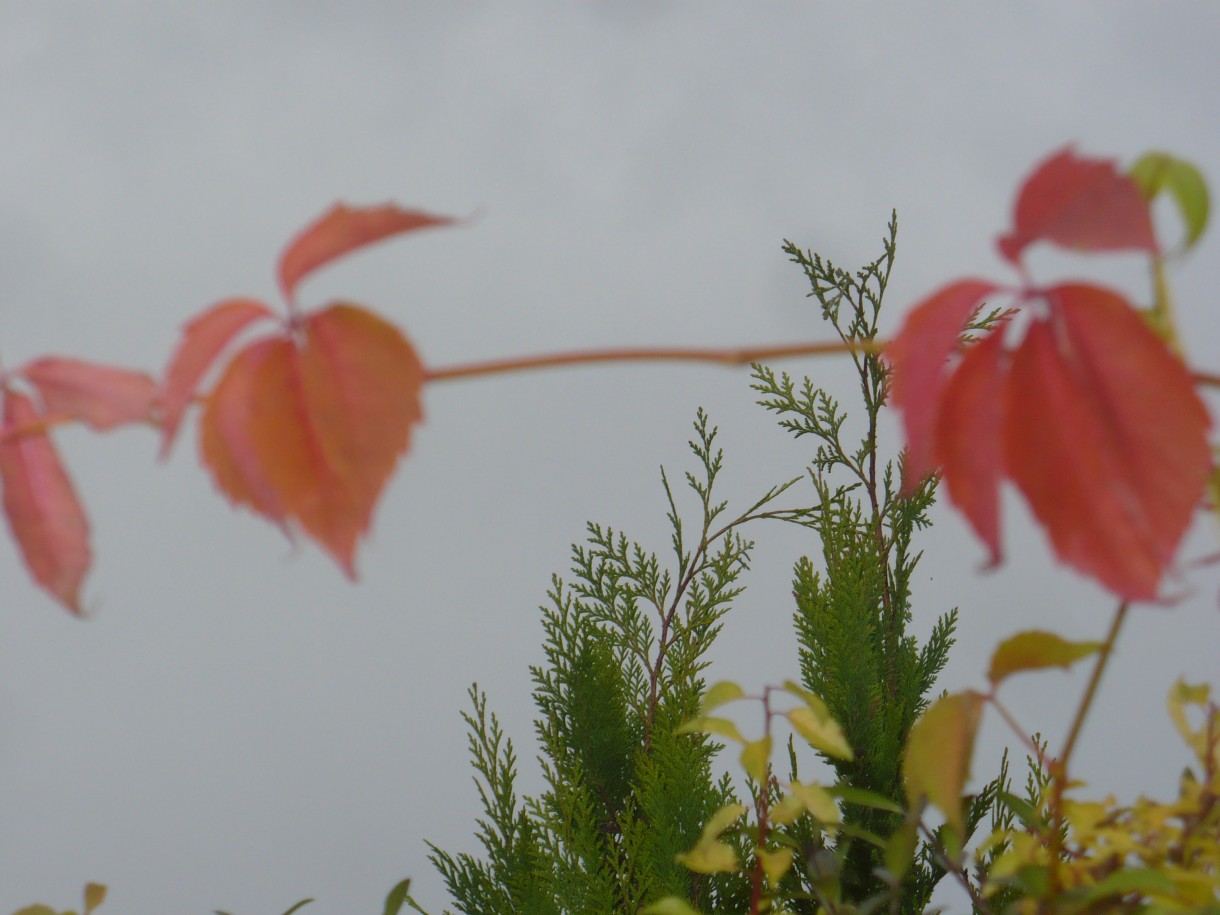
<box><xmin>3</xmin><ymin>4</ymin><xmax>1218</xmax><ymax>913</ymax></box>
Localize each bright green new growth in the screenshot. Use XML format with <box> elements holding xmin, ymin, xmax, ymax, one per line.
<box><xmin>420</xmin><ymin>220</ymin><xmax>996</xmax><ymax>913</ymax></box>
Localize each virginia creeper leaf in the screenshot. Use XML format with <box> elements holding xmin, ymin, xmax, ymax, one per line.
<box><xmin>278</xmin><ymin>203</ymin><xmax>457</xmax><ymax>306</ymax></box>
<box><xmin>887</xmin><ymin>279</ymin><xmax>999</xmax><ymax>490</ymax></box>
<box><xmin>21</xmin><ymin>358</ymin><xmax>156</xmax><ymax>431</ymax></box>
<box><xmin>997</xmin><ymin>146</ymin><xmax>1156</xmax><ymax>264</ymax></box>
<box><xmin>902</xmin><ymin>690</ymin><xmax>983</xmax><ymax>836</ymax></box>
<box><xmin>0</xmin><ymin>389</ymin><xmax>91</xmax><ymax>614</ymax></box>
<box><xmin>987</xmin><ymin>630</ymin><xmax>1102</xmax><ymax>687</ymax></box>
<box><xmin>160</xmin><ymin>297</ymin><xmax>276</xmax><ymax>458</ymax></box>
<box><xmin>1130</xmin><ymin>151</ymin><xmax>1210</xmax><ymax>252</ymax></box>
<box><xmin>1005</xmin><ymin>284</ymin><xmax>1210</xmax><ymax>599</ymax></box>
<box><xmin>200</xmin><ymin>304</ymin><xmax>424</xmax><ymax>577</ymax></box>
<box><xmin>934</xmin><ymin>328</ymin><xmax>1006</xmax><ymax>562</ymax></box>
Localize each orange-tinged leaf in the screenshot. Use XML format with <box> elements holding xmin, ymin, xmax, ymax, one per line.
<box><xmin>160</xmin><ymin>298</ymin><xmax>276</xmax><ymax>458</ymax></box>
<box><xmin>1004</xmin><ymin>285</ymin><xmax>1210</xmax><ymax>600</ymax></box>
<box><xmin>20</xmin><ymin>357</ymin><xmax>156</xmax><ymax>431</ymax></box>
<box><xmin>0</xmin><ymin>389</ymin><xmax>91</xmax><ymax>614</ymax></box>
<box><xmin>200</xmin><ymin>304</ymin><xmax>424</xmax><ymax>578</ymax></box>
<box><xmin>935</xmin><ymin>328</ymin><xmax>1006</xmax><ymax>562</ymax></box>
<box><xmin>987</xmin><ymin>630</ymin><xmax>1102</xmax><ymax>687</ymax></box>
<box><xmin>278</xmin><ymin>203</ymin><xmax>457</xmax><ymax>305</ymax></box>
<box><xmin>887</xmin><ymin>279</ymin><xmax>999</xmax><ymax>490</ymax></box>
<box><xmin>997</xmin><ymin>146</ymin><xmax>1156</xmax><ymax>265</ymax></box>
<box><xmin>902</xmin><ymin>690</ymin><xmax>984</xmax><ymax>836</ymax></box>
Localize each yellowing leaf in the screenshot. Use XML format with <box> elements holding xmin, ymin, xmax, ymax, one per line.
<box><xmin>788</xmin><ymin>780</ymin><xmax>841</xmax><ymax>824</ymax></box>
<box><xmin>740</xmin><ymin>736</ymin><xmax>772</xmax><ymax>783</ymax></box>
<box><xmin>699</xmin><ymin>680</ymin><xmax>745</xmax><ymax>715</ymax></box>
<box><xmin>758</xmin><ymin>846</ymin><xmax>793</xmax><ymax>886</ymax></box>
<box><xmin>677</xmin><ymin>716</ymin><xmax>746</xmax><ymax>744</ymax></box>
<box><xmin>83</xmin><ymin>883</ymin><xmax>107</xmax><ymax>914</ymax></box>
<box><xmin>1130</xmin><ymin>151</ymin><xmax>1210</xmax><ymax>252</ymax></box>
<box><xmin>641</xmin><ymin>897</ymin><xmax>704</xmax><ymax>915</ymax></box>
<box><xmin>787</xmin><ymin>701</ymin><xmax>853</xmax><ymax>761</ymax></box>
<box><xmin>902</xmin><ymin>691</ymin><xmax>984</xmax><ymax>836</ymax></box>
<box><xmin>0</xmin><ymin>389</ymin><xmax>91</xmax><ymax>614</ymax></box>
<box><xmin>987</xmin><ymin>630</ymin><xmax>1102</xmax><ymax>686</ymax></box>
<box><xmin>1168</xmin><ymin>679</ymin><xmax>1215</xmax><ymax>769</ymax></box>
<box><xmin>676</xmin><ymin>804</ymin><xmax>746</xmax><ymax>876</ymax></box>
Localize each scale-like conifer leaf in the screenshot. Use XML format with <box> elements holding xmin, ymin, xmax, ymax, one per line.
<box><xmin>997</xmin><ymin>147</ymin><xmax>1156</xmax><ymax>264</ymax></box>
<box><xmin>0</xmin><ymin>389</ymin><xmax>91</xmax><ymax>614</ymax></box>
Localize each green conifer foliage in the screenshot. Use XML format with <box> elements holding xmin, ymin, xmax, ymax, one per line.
<box><xmin>421</xmin><ymin>221</ymin><xmax>994</xmax><ymax>914</ymax></box>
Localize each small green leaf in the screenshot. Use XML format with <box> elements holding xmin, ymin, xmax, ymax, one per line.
<box><xmin>883</xmin><ymin>817</ymin><xmax>919</xmax><ymax>881</ymax></box>
<box><xmin>758</xmin><ymin>846</ymin><xmax>794</xmax><ymax>886</ymax></box>
<box><xmin>12</xmin><ymin>907</ymin><xmax>58</xmax><ymax>915</ymax></box>
<box><xmin>699</xmin><ymin>680</ymin><xmax>745</xmax><ymax>714</ymax></box>
<box><xmin>1079</xmin><ymin>866</ymin><xmax>1176</xmax><ymax>903</ymax></box>
<box><xmin>279</xmin><ymin>901</ymin><xmax>314</xmax><ymax>915</ymax></box>
<box><xmin>1130</xmin><ymin>152</ymin><xmax>1210</xmax><ymax>251</ymax></box>
<box><xmin>740</xmin><ymin>736</ymin><xmax>772</xmax><ymax>783</ymax></box>
<box><xmin>902</xmin><ymin>690</ymin><xmax>984</xmax><ymax>835</ymax></box>
<box><xmin>383</xmin><ymin>879</ymin><xmax>412</xmax><ymax>915</ymax></box>
<box><xmin>642</xmin><ymin>897</ymin><xmax>705</xmax><ymax>915</ymax></box>
<box><xmin>677</xmin><ymin>715</ymin><xmax>746</xmax><ymax>744</ymax></box>
<box><xmin>987</xmin><ymin>630</ymin><xmax>1102</xmax><ymax>687</ymax></box>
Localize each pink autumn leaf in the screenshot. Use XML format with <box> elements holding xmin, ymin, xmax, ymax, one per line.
<box><xmin>886</xmin><ymin>279</ymin><xmax>999</xmax><ymax>490</ymax></box>
<box><xmin>20</xmin><ymin>357</ymin><xmax>157</xmax><ymax>431</ymax></box>
<box><xmin>997</xmin><ymin>147</ymin><xmax>1156</xmax><ymax>265</ymax></box>
<box><xmin>277</xmin><ymin>203</ymin><xmax>458</xmax><ymax>306</ymax></box>
<box><xmin>1002</xmin><ymin>283</ymin><xmax>1211</xmax><ymax>600</ymax></box>
<box><xmin>934</xmin><ymin>328</ymin><xmax>1007</xmax><ymax>562</ymax></box>
<box><xmin>159</xmin><ymin>297</ymin><xmax>277</xmax><ymax>458</ymax></box>
<box><xmin>0</xmin><ymin>388</ymin><xmax>91</xmax><ymax>614</ymax></box>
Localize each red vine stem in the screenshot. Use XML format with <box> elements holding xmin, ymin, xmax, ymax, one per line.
<box><xmin>423</xmin><ymin>339</ymin><xmax>880</xmax><ymax>383</ymax></box>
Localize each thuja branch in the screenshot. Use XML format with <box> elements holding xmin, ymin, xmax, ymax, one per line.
<box><xmin>424</xmin><ymin>339</ymin><xmax>880</xmax><ymax>383</ymax></box>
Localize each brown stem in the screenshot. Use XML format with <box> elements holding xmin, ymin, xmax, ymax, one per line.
<box><xmin>423</xmin><ymin>339</ymin><xmax>880</xmax><ymax>383</ymax></box>
<box><xmin>1045</xmin><ymin>602</ymin><xmax>1129</xmax><ymax>898</ymax></box>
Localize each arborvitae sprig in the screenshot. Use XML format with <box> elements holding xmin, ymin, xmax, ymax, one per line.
<box><xmin>423</xmin><ymin>414</ymin><xmax>799</xmax><ymax>914</ymax></box>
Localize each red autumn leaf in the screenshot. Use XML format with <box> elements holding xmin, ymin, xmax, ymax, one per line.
<box><xmin>997</xmin><ymin>147</ymin><xmax>1156</xmax><ymax>265</ymax></box>
<box><xmin>887</xmin><ymin>279</ymin><xmax>999</xmax><ymax>489</ymax></box>
<box><xmin>277</xmin><ymin>203</ymin><xmax>458</xmax><ymax>306</ymax></box>
<box><xmin>1004</xmin><ymin>285</ymin><xmax>1210</xmax><ymax>600</ymax></box>
<box><xmin>200</xmin><ymin>303</ymin><xmax>424</xmax><ymax>577</ymax></box>
<box><xmin>159</xmin><ymin>297</ymin><xmax>276</xmax><ymax>458</ymax></box>
<box><xmin>934</xmin><ymin>328</ymin><xmax>1007</xmax><ymax>562</ymax></box>
<box><xmin>20</xmin><ymin>357</ymin><xmax>157</xmax><ymax>431</ymax></box>
<box><xmin>0</xmin><ymin>389</ymin><xmax>91</xmax><ymax>614</ymax></box>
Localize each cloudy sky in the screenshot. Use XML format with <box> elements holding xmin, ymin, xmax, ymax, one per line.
<box><xmin>3</xmin><ymin>4</ymin><xmax>1219</xmax><ymax>912</ymax></box>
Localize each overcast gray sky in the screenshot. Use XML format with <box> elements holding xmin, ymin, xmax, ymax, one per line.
<box><xmin>3</xmin><ymin>4</ymin><xmax>1219</xmax><ymax>913</ymax></box>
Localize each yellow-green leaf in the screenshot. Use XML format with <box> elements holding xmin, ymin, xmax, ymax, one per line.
<box><xmin>788</xmin><ymin>779</ymin><xmax>841</xmax><ymax>824</ymax></box>
<box><xmin>740</xmin><ymin>736</ymin><xmax>772</xmax><ymax>783</ymax></box>
<box><xmin>642</xmin><ymin>897</ymin><xmax>705</xmax><ymax>915</ymax></box>
<box><xmin>758</xmin><ymin>846</ymin><xmax>794</xmax><ymax>886</ymax></box>
<box><xmin>787</xmin><ymin>703</ymin><xmax>853</xmax><ymax>761</ymax></box>
<box><xmin>1169</xmin><ymin>679</ymin><xmax>1214</xmax><ymax>766</ymax></box>
<box><xmin>699</xmin><ymin>680</ymin><xmax>745</xmax><ymax>715</ymax></box>
<box><xmin>83</xmin><ymin>884</ymin><xmax>107</xmax><ymax>915</ymax></box>
<box><xmin>12</xmin><ymin>907</ymin><xmax>58</xmax><ymax>915</ymax></box>
<box><xmin>1130</xmin><ymin>152</ymin><xmax>1210</xmax><ymax>252</ymax></box>
<box><xmin>677</xmin><ymin>715</ymin><xmax>746</xmax><ymax>744</ymax></box>
<box><xmin>987</xmin><ymin>631</ymin><xmax>1102</xmax><ymax>686</ymax></box>
<box><xmin>676</xmin><ymin>839</ymin><xmax>739</xmax><ymax>874</ymax></box>
<box><xmin>883</xmin><ymin>817</ymin><xmax>919</xmax><ymax>881</ymax></box>
<box><xmin>902</xmin><ymin>691</ymin><xmax>984</xmax><ymax>836</ymax></box>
